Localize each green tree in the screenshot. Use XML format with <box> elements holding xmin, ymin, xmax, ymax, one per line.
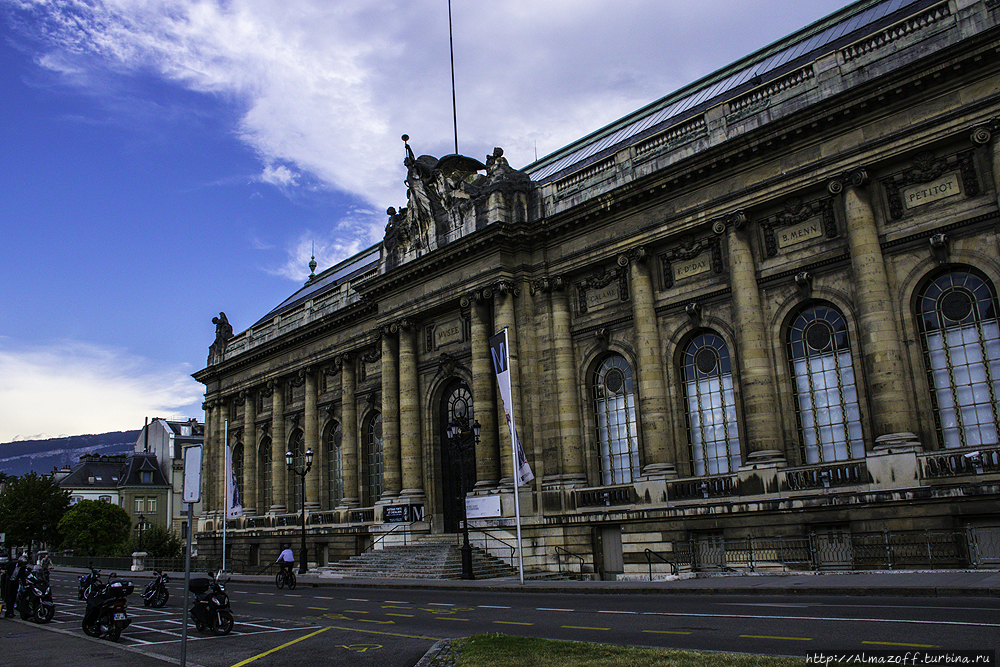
<box><xmin>0</xmin><ymin>472</ymin><xmax>70</xmax><ymax>551</ymax></box>
<box><xmin>116</xmin><ymin>523</ymin><xmax>182</xmax><ymax>559</ymax></box>
<box><xmin>57</xmin><ymin>500</ymin><xmax>132</xmax><ymax>556</ymax></box>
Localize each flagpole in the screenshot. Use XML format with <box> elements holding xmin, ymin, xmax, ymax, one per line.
<box><xmin>223</xmin><ymin>420</ymin><xmax>228</xmax><ymax>574</ymax></box>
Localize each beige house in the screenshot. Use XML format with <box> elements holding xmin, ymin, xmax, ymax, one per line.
<box><xmin>194</xmin><ymin>0</ymin><xmax>1000</xmax><ymax>576</ymax></box>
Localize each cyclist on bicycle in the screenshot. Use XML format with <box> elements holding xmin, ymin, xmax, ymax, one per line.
<box><xmin>276</xmin><ymin>544</ymin><xmax>294</xmax><ymax>580</ymax></box>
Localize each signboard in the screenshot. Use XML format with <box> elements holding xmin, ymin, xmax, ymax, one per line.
<box><xmin>183</xmin><ymin>445</ymin><xmax>202</xmax><ymax>503</ymax></box>
<box><xmin>382</xmin><ymin>504</ymin><xmax>424</xmax><ymax>523</ymax></box>
<box><xmin>466</xmin><ymin>495</ymin><xmax>502</xmax><ymax>519</ymax></box>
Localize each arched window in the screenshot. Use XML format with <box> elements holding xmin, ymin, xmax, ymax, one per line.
<box><xmin>362</xmin><ymin>412</ymin><xmax>383</xmax><ymax>506</ymax></box>
<box><xmin>326</xmin><ymin>421</ymin><xmax>343</xmax><ymax>507</ymax></box>
<box><xmin>592</xmin><ymin>354</ymin><xmax>640</xmax><ymax>484</ymax></box>
<box><xmin>288</xmin><ymin>429</ymin><xmax>305</xmax><ymax>512</ymax></box>
<box><xmin>231</xmin><ymin>442</ymin><xmax>244</xmax><ymax>503</ymax></box>
<box><xmin>258</xmin><ymin>437</ymin><xmax>272</xmax><ymax>511</ymax></box>
<box><xmin>682</xmin><ymin>332</ymin><xmax>741</xmax><ymax>475</ymax></box>
<box><xmin>787</xmin><ymin>303</ymin><xmax>864</xmax><ymax>463</ymax></box>
<box><xmin>441</xmin><ymin>380</ymin><xmax>476</xmax><ymax>533</ymax></box>
<box><xmin>917</xmin><ymin>269</ymin><xmax>1000</xmax><ymax>448</ymax></box>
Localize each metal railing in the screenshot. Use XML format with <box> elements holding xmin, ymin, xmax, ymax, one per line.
<box><xmin>50</xmin><ymin>555</ymin><xmax>219</xmax><ymax>574</ymax></box>
<box><xmin>364</xmin><ymin>522</ymin><xmax>414</xmax><ymax>553</ymax></box>
<box><xmin>553</xmin><ymin>546</ymin><xmax>585</xmax><ymax>576</ymax></box>
<box><xmin>468</xmin><ymin>530</ymin><xmax>516</xmax><ymax>567</ymax></box>
<box><xmin>659</xmin><ymin>526</ymin><xmax>1000</xmax><ymax>573</ymax></box>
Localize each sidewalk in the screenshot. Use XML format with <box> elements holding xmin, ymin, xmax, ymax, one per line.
<box><xmin>58</xmin><ymin>565</ymin><xmax>1000</xmax><ymax>597</ymax></box>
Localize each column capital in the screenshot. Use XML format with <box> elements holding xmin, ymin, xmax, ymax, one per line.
<box><xmin>828</xmin><ymin>167</ymin><xmax>869</xmax><ymax>194</ymax></box>
<box><xmin>531</xmin><ymin>275</ymin><xmax>568</xmax><ymax>294</ymax></box>
<box><xmin>617</xmin><ymin>245</ymin><xmax>649</xmax><ymax>267</ymax></box>
<box><xmin>710</xmin><ymin>209</ymin><xmax>748</xmax><ymax>235</ymax></box>
<box><xmin>971</xmin><ymin>118</ymin><xmax>999</xmax><ymax>146</ymax></box>
<box><xmin>483</xmin><ymin>278</ymin><xmax>518</xmax><ymax>300</ymax></box>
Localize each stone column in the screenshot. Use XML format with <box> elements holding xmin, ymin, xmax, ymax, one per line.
<box><xmin>831</xmin><ymin>169</ymin><xmax>917</xmax><ymax>448</ymax></box>
<box><xmin>304</xmin><ymin>368</ymin><xmax>320</xmax><ymax>510</ymax></box>
<box><xmin>340</xmin><ymin>354</ymin><xmax>360</xmax><ymax>508</ymax></box>
<box><xmin>242</xmin><ymin>389</ymin><xmax>257</xmax><ymax>515</ymax></box>
<box><xmin>972</xmin><ymin>121</ymin><xmax>1000</xmax><ymax>211</ymax></box>
<box><xmin>381</xmin><ymin>327</ymin><xmax>401</xmax><ymax>498</ymax></box>
<box><xmin>620</xmin><ymin>248</ymin><xmax>676</xmax><ymax>478</ymax></box>
<box><xmin>725</xmin><ymin>212</ymin><xmax>786</xmax><ymax>464</ymax></box>
<box><xmin>398</xmin><ymin>321</ymin><xmax>425</xmax><ymax>500</ymax></box>
<box><xmin>216</xmin><ymin>399</ymin><xmax>229</xmax><ymax>516</ymax></box>
<box><xmin>550</xmin><ymin>277</ymin><xmax>587</xmax><ymax>485</ymax></box>
<box><xmin>491</xmin><ymin>280</ymin><xmax>523</xmax><ymax>486</ymax></box>
<box><xmin>203</xmin><ymin>401</ymin><xmax>215</xmax><ymax>514</ymax></box>
<box><xmin>466</xmin><ymin>292</ymin><xmax>499</xmax><ymax>488</ymax></box>
<box><xmin>270</xmin><ymin>378</ymin><xmax>287</xmax><ymax>513</ymax></box>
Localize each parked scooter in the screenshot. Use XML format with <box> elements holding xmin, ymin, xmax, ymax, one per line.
<box><xmin>189</xmin><ymin>571</ymin><xmax>233</xmax><ymax>635</ymax></box>
<box><xmin>78</xmin><ymin>566</ymin><xmax>103</xmax><ymax>600</ymax></box>
<box><xmin>141</xmin><ymin>569</ymin><xmax>170</xmax><ymax>607</ymax></box>
<box><xmin>82</xmin><ymin>574</ymin><xmax>134</xmax><ymax>642</ymax></box>
<box><xmin>17</xmin><ymin>565</ymin><xmax>54</xmax><ymax>623</ymax></box>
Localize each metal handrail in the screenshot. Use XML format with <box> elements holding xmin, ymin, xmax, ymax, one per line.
<box><xmin>645</xmin><ymin>549</ymin><xmax>676</xmax><ymax>579</ymax></box>
<box><xmin>554</xmin><ymin>546</ymin><xmax>585</xmax><ymax>575</ymax></box>
<box><xmin>364</xmin><ymin>522</ymin><xmax>413</xmax><ymax>554</ymax></box>
<box><xmin>468</xmin><ymin>529</ymin><xmax>516</xmax><ymax>566</ymax></box>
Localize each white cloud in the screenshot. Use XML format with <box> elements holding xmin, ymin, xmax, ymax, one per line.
<box><xmin>269</xmin><ymin>212</ymin><xmax>383</xmax><ymax>282</ymax></box>
<box><xmin>0</xmin><ymin>339</ymin><xmax>204</xmax><ymax>443</ymax></box>
<box><xmin>4</xmin><ymin>0</ymin><xmax>849</xmax><ymax>262</ymax></box>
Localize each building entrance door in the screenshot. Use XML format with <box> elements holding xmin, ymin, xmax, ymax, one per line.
<box><xmin>440</xmin><ymin>380</ymin><xmax>476</xmax><ymax>533</ymax></box>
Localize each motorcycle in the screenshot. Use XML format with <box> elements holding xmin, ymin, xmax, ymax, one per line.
<box><xmin>141</xmin><ymin>570</ymin><xmax>170</xmax><ymax>608</ymax></box>
<box><xmin>78</xmin><ymin>566</ymin><xmax>103</xmax><ymax>600</ymax></box>
<box><xmin>17</xmin><ymin>566</ymin><xmax>54</xmax><ymax>623</ymax></box>
<box><xmin>189</xmin><ymin>571</ymin><xmax>233</xmax><ymax>635</ymax></box>
<box><xmin>82</xmin><ymin>574</ymin><xmax>134</xmax><ymax>642</ymax></box>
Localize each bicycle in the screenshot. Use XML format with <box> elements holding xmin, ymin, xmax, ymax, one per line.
<box><xmin>275</xmin><ymin>566</ymin><xmax>296</xmax><ymax>590</ymax></box>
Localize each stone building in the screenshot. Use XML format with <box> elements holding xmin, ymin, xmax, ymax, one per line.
<box><xmin>133</xmin><ymin>417</ymin><xmax>204</xmax><ymax>540</ymax></box>
<box><xmin>193</xmin><ymin>0</ymin><xmax>1000</xmax><ymax>576</ymax></box>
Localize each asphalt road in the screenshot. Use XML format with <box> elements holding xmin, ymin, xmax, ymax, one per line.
<box><xmin>5</xmin><ymin>570</ymin><xmax>998</xmax><ymax>666</ymax></box>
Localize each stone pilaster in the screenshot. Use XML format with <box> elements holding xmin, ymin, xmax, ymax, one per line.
<box><xmin>972</xmin><ymin>120</ymin><xmax>1000</xmax><ymax>211</ymax></box>
<box><xmin>830</xmin><ymin>170</ymin><xmax>918</xmax><ymax>448</ymax></box>
<box><xmin>620</xmin><ymin>248</ymin><xmax>676</xmax><ymax>478</ymax></box>
<box><xmin>550</xmin><ymin>277</ymin><xmax>587</xmax><ymax>485</ymax></box>
<box><xmin>304</xmin><ymin>368</ymin><xmax>319</xmax><ymax>510</ymax></box>
<box><xmin>398</xmin><ymin>321</ymin><xmax>425</xmax><ymax>500</ymax></box>
<box><xmin>270</xmin><ymin>378</ymin><xmax>287</xmax><ymax>513</ymax></box>
<box><xmin>466</xmin><ymin>292</ymin><xmax>499</xmax><ymax>489</ymax></box>
<box><xmin>339</xmin><ymin>354</ymin><xmax>360</xmax><ymax>508</ymax></box>
<box><xmin>203</xmin><ymin>401</ymin><xmax>215</xmax><ymax>514</ymax></box>
<box><xmin>491</xmin><ymin>279</ymin><xmax>523</xmax><ymax>486</ymax></box>
<box><xmin>724</xmin><ymin>212</ymin><xmax>786</xmax><ymax>465</ymax></box>
<box><xmin>381</xmin><ymin>327</ymin><xmax>401</xmax><ymax>498</ymax></box>
<box><xmin>242</xmin><ymin>389</ymin><xmax>257</xmax><ymax>516</ymax></box>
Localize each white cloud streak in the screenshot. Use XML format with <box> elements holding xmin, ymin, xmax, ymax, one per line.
<box><xmin>0</xmin><ymin>339</ymin><xmax>204</xmax><ymax>443</ymax></box>
<box><xmin>4</xmin><ymin>0</ymin><xmax>848</xmax><ymax>268</ymax></box>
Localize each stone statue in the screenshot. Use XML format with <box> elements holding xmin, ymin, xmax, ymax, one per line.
<box><xmin>208</xmin><ymin>312</ymin><xmax>234</xmax><ymax>365</ymax></box>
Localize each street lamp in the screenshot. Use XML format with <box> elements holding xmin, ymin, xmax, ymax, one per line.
<box><xmin>447</xmin><ymin>416</ymin><xmax>481</xmax><ymax>580</ymax></box>
<box><xmin>286</xmin><ymin>447</ymin><xmax>313</xmax><ymax>574</ymax></box>
<box><xmin>137</xmin><ymin>513</ymin><xmax>145</xmax><ymax>552</ymax></box>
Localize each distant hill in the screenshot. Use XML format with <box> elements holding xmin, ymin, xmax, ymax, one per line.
<box><xmin>0</xmin><ymin>431</ymin><xmax>140</xmax><ymax>478</ymax></box>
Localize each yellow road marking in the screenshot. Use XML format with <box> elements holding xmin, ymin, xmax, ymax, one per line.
<box><xmin>385</xmin><ymin>613</ymin><xmax>414</xmax><ymax>617</ymax></box>
<box><xmin>863</xmin><ymin>641</ymin><xmax>938</xmax><ymax>648</ymax></box>
<box><xmin>230</xmin><ymin>627</ymin><xmax>331</xmax><ymax>667</ymax></box>
<box><xmin>276</xmin><ymin>604</ymin><xmax>294</xmax><ymax>608</ymax></box>
<box><xmin>494</xmin><ymin>621</ymin><xmax>532</xmax><ymax>626</ymax></box>
<box><xmin>435</xmin><ymin>617</ymin><xmax>470</xmax><ymax>621</ymax></box>
<box><xmin>740</xmin><ymin>635</ymin><xmax>812</xmax><ymax>641</ymax></box>
<box><xmin>246</xmin><ymin>601</ymin><xmax>263</xmax><ymax>605</ymax></box>
<box><xmin>323</xmin><ymin>625</ymin><xmax>438</xmax><ymax>640</ymax></box>
<box><xmin>307</xmin><ymin>607</ymin><xmax>328</xmax><ymax>611</ymax></box>
<box><xmin>562</xmin><ymin>626</ymin><xmax>609</xmax><ymax>631</ymax></box>
<box><xmin>643</xmin><ymin>630</ymin><xmax>692</xmax><ymax>635</ymax></box>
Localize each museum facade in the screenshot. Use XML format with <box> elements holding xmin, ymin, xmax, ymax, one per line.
<box><xmin>193</xmin><ymin>0</ymin><xmax>1000</xmax><ymax>577</ymax></box>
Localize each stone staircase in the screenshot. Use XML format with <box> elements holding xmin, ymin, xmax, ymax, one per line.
<box><xmin>317</xmin><ymin>535</ymin><xmax>520</xmax><ymax>580</ymax></box>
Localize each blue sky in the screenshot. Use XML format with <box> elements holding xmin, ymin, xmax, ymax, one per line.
<box><xmin>0</xmin><ymin>0</ymin><xmax>849</xmax><ymax>443</ymax></box>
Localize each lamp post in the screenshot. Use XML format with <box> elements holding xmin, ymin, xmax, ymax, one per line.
<box><xmin>137</xmin><ymin>513</ymin><xmax>145</xmax><ymax>552</ymax></box>
<box><xmin>447</xmin><ymin>416</ymin><xmax>480</xmax><ymax>580</ymax></box>
<box><xmin>286</xmin><ymin>448</ymin><xmax>313</xmax><ymax>575</ymax></box>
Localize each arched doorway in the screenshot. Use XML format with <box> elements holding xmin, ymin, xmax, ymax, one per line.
<box><xmin>440</xmin><ymin>380</ymin><xmax>476</xmax><ymax>533</ymax></box>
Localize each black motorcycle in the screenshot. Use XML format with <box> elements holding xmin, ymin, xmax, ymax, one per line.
<box><xmin>17</xmin><ymin>566</ymin><xmax>54</xmax><ymax>623</ymax></box>
<box><xmin>82</xmin><ymin>575</ymin><xmax>134</xmax><ymax>642</ymax></box>
<box><xmin>189</xmin><ymin>571</ymin><xmax>233</xmax><ymax>635</ymax></box>
<box><xmin>78</xmin><ymin>566</ymin><xmax>103</xmax><ymax>600</ymax></box>
<box><xmin>141</xmin><ymin>569</ymin><xmax>170</xmax><ymax>608</ymax></box>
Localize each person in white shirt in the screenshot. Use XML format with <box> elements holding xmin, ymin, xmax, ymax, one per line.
<box><xmin>275</xmin><ymin>545</ymin><xmax>294</xmax><ymax>578</ymax></box>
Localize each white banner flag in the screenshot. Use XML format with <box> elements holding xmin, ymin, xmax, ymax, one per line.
<box><xmin>489</xmin><ymin>328</ymin><xmax>534</xmax><ymax>486</ymax></box>
<box><xmin>224</xmin><ymin>444</ymin><xmax>244</xmax><ymax>518</ymax></box>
